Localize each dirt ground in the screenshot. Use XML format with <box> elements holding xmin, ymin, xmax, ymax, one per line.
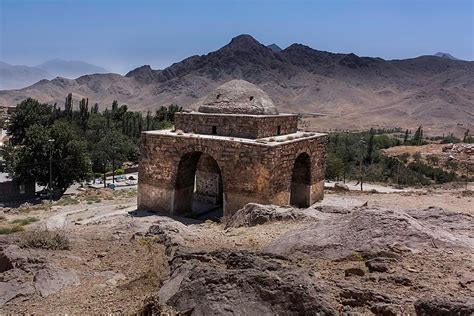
<box><xmin>0</xmin><ymin>185</ymin><xmax>473</xmax><ymax>314</ymax></box>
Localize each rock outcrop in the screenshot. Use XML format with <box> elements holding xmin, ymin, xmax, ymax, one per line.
<box><xmin>0</xmin><ymin>245</ymin><xmax>79</xmax><ymax>306</ymax></box>
<box><xmin>223</xmin><ymin>203</ymin><xmax>309</xmax><ymax>228</ymax></box>
<box><xmin>157</xmin><ymin>251</ymin><xmax>337</xmax><ymax>315</ymax></box>
<box><xmin>264</xmin><ymin>207</ymin><xmax>474</xmax><ymax>259</ymax></box>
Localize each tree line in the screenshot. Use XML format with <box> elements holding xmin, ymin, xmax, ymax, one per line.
<box><xmin>325</xmin><ymin>128</ymin><xmax>464</xmax><ymax>186</ymax></box>
<box><xmin>2</xmin><ymin>95</ymin><xmax>181</xmax><ymax>195</ymax></box>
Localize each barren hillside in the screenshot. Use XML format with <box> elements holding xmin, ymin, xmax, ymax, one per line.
<box><xmin>0</xmin><ymin>35</ymin><xmax>473</xmax><ymax>134</ymax></box>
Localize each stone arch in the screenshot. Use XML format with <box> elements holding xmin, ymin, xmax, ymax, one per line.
<box><xmin>173</xmin><ymin>151</ymin><xmax>225</xmax><ymax>219</ymax></box>
<box><xmin>289</xmin><ymin>152</ymin><xmax>312</xmax><ymax>208</ymax></box>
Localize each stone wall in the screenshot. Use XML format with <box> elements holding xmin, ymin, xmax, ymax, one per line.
<box><xmin>138</xmin><ymin>131</ymin><xmax>327</xmax><ymax>217</ymax></box>
<box><xmin>175</xmin><ymin>113</ymin><xmax>298</xmax><ymax>139</ymax></box>
<box><xmin>194</xmin><ymin>154</ymin><xmax>222</xmax><ymax>204</ymax></box>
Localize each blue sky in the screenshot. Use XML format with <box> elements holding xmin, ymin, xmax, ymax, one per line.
<box><xmin>1</xmin><ymin>0</ymin><xmax>473</xmax><ymax>73</ymax></box>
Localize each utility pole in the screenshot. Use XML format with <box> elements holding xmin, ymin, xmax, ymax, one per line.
<box><xmin>112</xmin><ymin>146</ymin><xmax>116</xmax><ymax>185</ymax></box>
<box><xmin>48</xmin><ymin>138</ymin><xmax>54</xmax><ymax>202</ymax></box>
<box><xmin>343</xmin><ymin>131</ymin><xmax>348</xmax><ymax>184</ymax></box>
<box><xmin>359</xmin><ymin>139</ymin><xmax>366</xmax><ymax>191</ymax></box>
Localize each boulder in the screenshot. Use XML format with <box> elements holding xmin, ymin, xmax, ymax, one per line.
<box><xmin>0</xmin><ymin>245</ymin><xmax>29</xmax><ymax>273</ymax></box>
<box><xmin>414</xmin><ymin>297</ymin><xmax>474</xmax><ymax>316</ymax></box>
<box><xmin>340</xmin><ymin>286</ymin><xmax>392</xmax><ymax>307</ymax></box>
<box><xmin>33</xmin><ymin>263</ymin><xmax>80</xmax><ymax>297</ymax></box>
<box><xmin>365</xmin><ymin>257</ymin><xmax>397</xmax><ymax>273</ymax></box>
<box><xmin>334</xmin><ymin>183</ymin><xmax>350</xmax><ymax>191</ymax></box>
<box><xmin>344</xmin><ymin>267</ymin><xmax>365</xmax><ymax>277</ymax></box>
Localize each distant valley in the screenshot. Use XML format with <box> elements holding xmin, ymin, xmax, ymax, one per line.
<box><xmin>0</xmin><ymin>35</ymin><xmax>472</xmax><ymax>134</ymax></box>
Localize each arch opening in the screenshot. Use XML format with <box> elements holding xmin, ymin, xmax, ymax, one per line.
<box><xmin>173</xmin><ymin>152</ymin><xmax>224</xmax><ymax>220</ymax></box>
<box><xmin>290</xmin><ymin>153</ymin><xmax>311</xmax><ymax>208</ymax></box>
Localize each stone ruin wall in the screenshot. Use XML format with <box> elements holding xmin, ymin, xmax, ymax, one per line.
<box><xmin>138</xmin><ymin>132</ymin><xmax>327</xmax><ymax>216</ymax></box>
<box><xmin>175</xmin><ymin>113</ymin><xmax>298</xmax><ymax>139</ymax></box>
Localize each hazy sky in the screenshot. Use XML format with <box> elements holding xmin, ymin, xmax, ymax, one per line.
<box><xmin>1</xmin><ymin>0</ymin><xmax>473</xmax><ymax>74</ymax></box>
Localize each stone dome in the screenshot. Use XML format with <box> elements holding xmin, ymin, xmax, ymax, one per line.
<box><xmin>198</xmin><ymin>80</ymin><xmax>279</xmax><ymax>115</ymax></box>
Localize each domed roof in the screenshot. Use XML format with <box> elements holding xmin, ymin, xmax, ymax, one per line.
<box><xmin>198</xmin><ymin>80</ymin><xmax>278</xmax><ymax>115</ymax></box>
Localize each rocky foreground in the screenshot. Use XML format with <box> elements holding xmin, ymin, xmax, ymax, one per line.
<box><xmin>1</xmin><ymin>192</ymin><xmax>473</xmax><ymax>315</ymax></box>
<box><xmin>141</xmin><ymin>203</ymin><xmax>474</xmax><ymax>315</ymax></box>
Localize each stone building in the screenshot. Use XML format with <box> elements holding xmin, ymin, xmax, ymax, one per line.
<box><xmin>138</xmin><ymin>80</ymin><xmax>327</xmax><ymax>218</ymax></box>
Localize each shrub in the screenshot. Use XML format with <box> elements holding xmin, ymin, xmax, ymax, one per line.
<box><xmin>412</xmin><ymin>152</ymin><xmax>422</xmax><ymax>161</ymax></box>
<box><xmin>115</xmin><ymin>168</ymin><xmax>124</xmax><ymax>175</ymax></box>
<box><xmin>56</xmin><ymin>196</ymin><xmax>80</xmax><ymax>206</ymax></box>
<box><xmin>0</xmin><ymin>225</ymin><xmax>24</xmax><ymax>235</ymax></box>
<box><xmin>10</xmin><ymin>217</ymin><xmax>39</xmax><ymax>226</ymax></box>
<box><xmin>21</xmin><ymin>228</ymin><xmax>70</xmax><ymax>250</ymax></box>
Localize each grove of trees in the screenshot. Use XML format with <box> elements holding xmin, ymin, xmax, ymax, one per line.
<box><xmin>325</xmin><ymin>129</ymin><xmax>461</xmax><ymax>186</ymax></box>
<box><xmin>2</xmin><ymin>95</ymin><xmax>181</xmax><ymax>196</ymax></box>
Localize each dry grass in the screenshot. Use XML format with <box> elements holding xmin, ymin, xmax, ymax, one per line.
<box><xmin>21</xmin><ymin>228</ymin><xmax>70</xmax><ymax>250</ymax></box>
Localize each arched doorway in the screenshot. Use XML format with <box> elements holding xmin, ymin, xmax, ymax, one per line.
<box><xmin>290</xmin><ymin>153</ymin><xmax>311</xmax><ymax>208</ymax></box>
<box><xmin>173</xmin><ymin>152</ymin><xmax>224</xmax><ymax>220</ymax></box>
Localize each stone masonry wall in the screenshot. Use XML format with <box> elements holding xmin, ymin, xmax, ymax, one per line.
<box><xmin>138</xmin><ymin>132</ymin><xmax>327</xmax><ymax>216</ymax></box>
<box><xmin>175</xmin><ymin>113</ymin><xmax>298</xmax><ymax>139</ymax></box>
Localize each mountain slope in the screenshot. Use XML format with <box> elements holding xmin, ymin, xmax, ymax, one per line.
<box><xmin>37</xmin><ymin>59</ymin><xmax>109</xmax><ymax>79</ymax></box>
<box><xmin>0</xmin><ymin>35</ymin><xmax>472</xmax><ymax>134</ymax></box>
<box><xmin>0</xmin><ymin>62</ymin><xmax>54</xmax><ymax>90</ymax></box>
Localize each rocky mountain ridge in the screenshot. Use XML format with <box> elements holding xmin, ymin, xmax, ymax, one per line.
<box><xmin>1</xmin><ymin>34</ymin><xmax>473</xmax><ymax>133</ymax></box>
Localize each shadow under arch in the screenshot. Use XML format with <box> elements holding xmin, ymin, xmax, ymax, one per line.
<box><xmin>173</xmin><ymin>151</ymin><xmax>224</xmax><ymax>220</ymax></box>
<box><xmin>290</xmin><ymin>152</ymin><xmax>311</xmax><ymax>208</ymax></box>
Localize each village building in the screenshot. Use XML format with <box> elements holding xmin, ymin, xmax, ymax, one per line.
<box><xmin>138</xmin><ymin>80</ymin><xmax>327</xmax><ymax>218</ymax></box>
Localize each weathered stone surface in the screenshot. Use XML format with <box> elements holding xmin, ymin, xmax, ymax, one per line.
<box><xmin>175</xmin><ymin>112</ymin><xmax>298</xmax><ymax>139</ymax></box>
<box><xmin>0</xmin><ymin>244</ymin><xmax>80</xmax><ymax>306</ymax></box>
<box><xmin>340</xmin><ymin>286</ymin><xmax>392</xmax><ymax>307</ymax></box>
<box><xmin>0</xmin><ymin>280</ymin><xmax>35</xmax><ymax>306</ymax></box>
<box><xmin>344</xmin><ymin>267</ymin><xmax>365</xmax><ymax>277</ymax></box>
<box><xmin>370</xmin><ymin>303</ymin><xmax>403</xmax><ymax>316</ymax></box>
<box><xmin>223</xmin><ymin>203</ymin><xmax>309</xmax><ymax>228</ymax></box>
<box><xmin>198</xmin><ymin>79</ymin><xmax>279</xmax><ymax>115</ymax></box>
<box><xmin>414</xmin><ymin>297</ymin><xmax>474</xmax><ymax>316</ymax></box>
<box><xmin>157</xmin><ymin>250</ymin><xmax>337</xmax><ymax>315</ymax></box>
<box><xmin>365</xmin><ymin>258</ymin><xmax>394</xmax><ymax>273</ymax></box>
<box><xmin>265</xmin><ymin>207</ymin><xmax>474</xmax><ymax>259</ymax></box>
<box><xmin>33</xmin><ymin>263</ymin><xmax>80</xmax><ymax>297</ymax></box>
<box><xmin>0</xmin><ymin>245</ymin><xmax>28</xmax><ymax>273</ymax></box>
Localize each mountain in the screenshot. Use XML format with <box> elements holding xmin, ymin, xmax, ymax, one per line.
<box><xmin>0</xmin><ymin>62</ymin><xmax>53</xmax><ymax>90</ymax></box>
<box><xmin>0</xmin><ymin>34</ymin><xmax>473</xmax><ymax>134</ymax></box>
<box><xmin>267</xmin><ymin>44</ymin><xmax>282</xmax><ymax>52</ymax></box>
<box><xmin>37</xmin><ymin>59</ymin><xmax>109</xmax><ymax>79</ymax></box>
<box><xmin>434</xmin><ymin>52</ymin><xmax>461</xmax><ymax>61</ymax></box>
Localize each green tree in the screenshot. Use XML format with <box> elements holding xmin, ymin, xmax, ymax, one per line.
<box><xmin>463</xmin><ymin>129</ymin><xmax>470</xmax><ymax>143</ymax></box>
<box><xmin>365</xmin><ymin>128</ymin><xmax>375</xmax><ymax>164</ymax></box>
<box><xmin>8</xmin><ymin>98</ymin><xmax>52</xmax><ymax>145</ymax></box>
<box><xmin>79</xmin><ymin>98</ymin><xmax>90</xmax><ymax>131</ymax></box>
<box><xmin>4</xmin><ymin>121</ymin><xmax>91</xmax><ymax>194</ymax></box>
<box><xmin>403</xmin><ymin>129</ymin><xmax>409</xmax><ymax>145</ymax></box>
<box><xmin>64</xmin><ymin>93</ymin><xmax>73</xmax><ymax>120</ymax></box>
